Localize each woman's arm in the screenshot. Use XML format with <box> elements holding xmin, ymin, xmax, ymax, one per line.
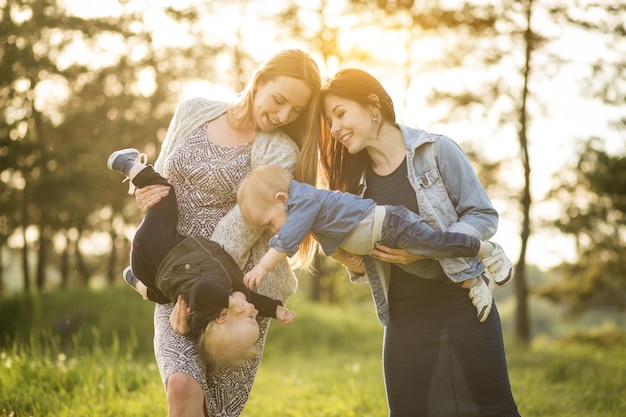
<box><xmin>436</xmin><ymin>136</ymin><xmax>498</xmax><ymax>239</ymax></box>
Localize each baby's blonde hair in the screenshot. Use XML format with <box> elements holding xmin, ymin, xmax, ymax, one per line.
<box><xmin>198</xmin><ymin>320</ymin><xmax>258</xmax><ymax>370</ymax></box>
<box><xmin>238</xmin><ymin>165</ymin><xmax>292</xmax><ymax>225</ymax></box>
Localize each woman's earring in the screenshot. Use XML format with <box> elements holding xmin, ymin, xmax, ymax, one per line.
<box><xmin>372</xmin><ymin>117</ymin><xmax>378</xmax><ymax>123</ymax></box>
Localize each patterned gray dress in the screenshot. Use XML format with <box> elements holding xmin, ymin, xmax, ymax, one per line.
<box><xmin>153</xmin><ymin>122</ymin><xmax>265</xmax><ymax>416</ymax></box>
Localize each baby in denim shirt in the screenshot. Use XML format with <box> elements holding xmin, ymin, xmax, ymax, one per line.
<box><xmin>237</xmin><ymin>164</ymin><xmax>514</xmax><ymax>322</ymax></box>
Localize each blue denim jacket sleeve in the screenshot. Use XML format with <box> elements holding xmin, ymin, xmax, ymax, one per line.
<box><xmin>269</xmin><ymin>182</ymin><xmax>323</xmax><ymax>257</ymax></box>
<box><xmin>436</xmin><ymin>135</ymin><xmax>498</xmax><ymax>238</ymax></box>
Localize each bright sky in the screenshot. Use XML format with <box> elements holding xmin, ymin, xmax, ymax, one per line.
<box><xmin>59</xmin><ymin>0</ymin><xmax>624</xmax><ymax>270</ymax></box>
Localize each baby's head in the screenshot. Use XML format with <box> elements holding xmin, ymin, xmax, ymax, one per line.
<box><xmin>198</xmin><ymin>292</ymin><xmax>261</xmax><ymax>369</ymax></box>
<box><xmin>238</xmin><ymin>165</ymin><xmax>291</xmax><ymax>233</ymax></box>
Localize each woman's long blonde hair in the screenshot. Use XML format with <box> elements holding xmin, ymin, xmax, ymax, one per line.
<box><xmin>229</xmin><ymin>49</ymin><xmax>323</xmax><ymax>267</ymax></box>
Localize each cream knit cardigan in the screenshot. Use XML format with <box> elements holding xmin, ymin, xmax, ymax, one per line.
<box><xmin>154</xmin><ymin>97</ymin><xmax>299</xmax><ymax>303</ymax></box>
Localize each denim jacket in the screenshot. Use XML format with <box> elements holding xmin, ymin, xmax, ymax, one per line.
<box><xmin>356</xmin><ymin>124</ymin><xmax>498</xmax><ymax>325</ymax></box>
<box><xmin>269</xmin><ymin>181</ymin><xmax>375</xmax><ymax>257</ymax></box>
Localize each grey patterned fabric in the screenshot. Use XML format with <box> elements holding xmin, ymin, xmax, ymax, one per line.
<box><xmin>152</xmin><ymin>118</ymin><xmax>299</xmax><ymax>416</ymax></box>
<box><xmin>154</xmin><ymin>303</ymin><xmax>271</xmax><ymax>416</ymax></box>
<box><xmin>165</xmin><ymin>125</ymin><xmax>251</xmax><ymax>240</ymax></box>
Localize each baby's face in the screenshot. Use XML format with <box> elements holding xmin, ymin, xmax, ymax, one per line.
<box><xmin>246</xmin><ymin>200</ymin><xmax>287</xmax><ymax>235</ymax></box>
<box><xmin>228</xmin><ymin>292</ymin><xmax>261</xmax><ymax>347</ymax></box>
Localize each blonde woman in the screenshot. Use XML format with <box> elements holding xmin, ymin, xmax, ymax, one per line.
<box><xmin>130</xmin><ymin>49</ymin><xmax>321</xmax><ymax>417</ymax></box>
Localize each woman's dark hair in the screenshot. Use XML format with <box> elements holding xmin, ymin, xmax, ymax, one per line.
<box><xmin>319</xmin><ymin>69</ymin><xmax>396</xmax><ymax>193</ymax></box>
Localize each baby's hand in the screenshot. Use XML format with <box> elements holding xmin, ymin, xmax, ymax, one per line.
<box><xmin>243</xmin><ymin>264</ymin><xmax>269</xmax><ymax>290</ymax></box>
<box><xmin>276</xmin><ymin>305</ymin><xmax>296</xmax><ymax>325</ymax></box>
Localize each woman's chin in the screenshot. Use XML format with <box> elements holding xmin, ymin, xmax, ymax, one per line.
<box><xmin>259</xmin><ymin>115</ymin><xmax>280</xmax><ymax>132</ymax></box>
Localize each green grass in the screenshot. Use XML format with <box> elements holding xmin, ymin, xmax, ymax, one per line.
<box><xmin>1</xmin><ymin>287</ymin><xmax>625</xmax><ymax>416</ymax></box>
<box><xmin>507</xmin><ymin>332</ymin><xmax>626</xmax><ymax>417</ymax></box>
<box><xmin>0</xmin><ymin>342</ymin><xmax>165</xmax><ymax>416</ymax></box>
<box><xmin>244</xmin><ymin>298</ymin><xmax>386</xmax><ymax>417</ymax></box>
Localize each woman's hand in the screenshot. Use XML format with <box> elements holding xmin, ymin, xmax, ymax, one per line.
<box><xmin>342</xmin><ymin>252</ymin><xmax>365</xmax><ymax>274</ymax></box>
<box><xmin>331</xmin><ymin>248</ymin><xmax>365</xmax><ymax>274</ymax></box>
<box><xmin>169</xmin><ymin>295</ymin><xmax>191</xmax><ymax>335</ymax></box>
<box><xmin>371</xmin><ymin>244</ymin><xmax>425</xmax><ymax>265</ymax></box>
<box><xmin>135</xmin><ymin>184</ymin><xmax>170</xmax><ymax>214</ymax></box>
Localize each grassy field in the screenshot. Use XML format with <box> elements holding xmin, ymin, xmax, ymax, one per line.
<box><xmin>1</xmin><ymin>287</ymin><xmax>625</xmax><ymax>416</ymax></box>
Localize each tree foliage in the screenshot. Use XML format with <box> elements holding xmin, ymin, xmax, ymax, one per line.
<box><xmin>2</xmin><ymin>0</ymin><xmax>625</xmax><ymax>327</ymax></box>
<box><xmin>540</xmin><ymin>139</ymin><xmax>626</xmax><ymax>313</ymax></box>
<box><xmin>537</xmin><ymin>1</ymin><xmax>626</xmax><ymax>314</ymax></box>
<box><xmin>0</xmin><ymin>0</ymin><xmax>230</xmax><ymax>290</ymax></box>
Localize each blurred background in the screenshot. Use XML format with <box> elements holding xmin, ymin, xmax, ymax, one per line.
<box><xmin>1</xmin><ymin>0</ymin><xmax>625</xmax><ymax>345</ymax></box>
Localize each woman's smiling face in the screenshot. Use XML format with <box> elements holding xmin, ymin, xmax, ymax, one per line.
<box><xmin>252</xmin><ymin>75</ymin><xmax>311</xmax><ymax>132</ymax></box>
<box><xmin>323</xmin><ymin>94</ymin><xmax>374</xmax><ymax>154</ymax></box>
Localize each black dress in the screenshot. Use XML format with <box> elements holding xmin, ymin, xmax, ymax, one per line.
<box><xmin>365</xmin><ymin>161</ymin><xmax>521</xmax><ymax>417</ymax></box>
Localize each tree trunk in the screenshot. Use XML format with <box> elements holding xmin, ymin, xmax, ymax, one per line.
<box><xmin>515</xmin><ymin>0</ymin><xmax>534</xmax><ymax>343</ymax></box>
<box><xmin>107</xmin><ymin>229</ymin><xmax>118</xmax><ymax>285</ymax></box>
<box><xmin>21</xmin><ymin>196</ymin><xmax>30</xmax><ymax>293</ymax></box>
<box><xmin>60</xmin><ymin>232</ymin><xmax>70</xmax><ymax>288</ymax></box>
<box><xmin>75</xmin><ymin>228</ymin><xmax>90</xmax><ymax>286</ymax></box>
<box><xmin>0</xmin><ymin>242</ymin><xmax>4</xmax><ymax>297</ymax></box>
<box><xmin>36</xmin><ymin>224</ymin><xmax>48</xmax><ymax>291</ymax></box>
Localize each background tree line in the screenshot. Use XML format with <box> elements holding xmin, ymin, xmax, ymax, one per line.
<box><xmin>1</xmin><ymin>0</ymin><xmax>624</xmax><ymax>342</ymax></box>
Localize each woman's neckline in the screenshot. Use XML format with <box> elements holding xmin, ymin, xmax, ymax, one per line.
<box><xmin>368</xmin><ymin>157</ymin><xmax>406</xmax><ymax>178</ymax></box>
<box><xmin>205</xmin><ymin>114</ymin><xmax>259</xmax><ymax>148</ymax></box>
